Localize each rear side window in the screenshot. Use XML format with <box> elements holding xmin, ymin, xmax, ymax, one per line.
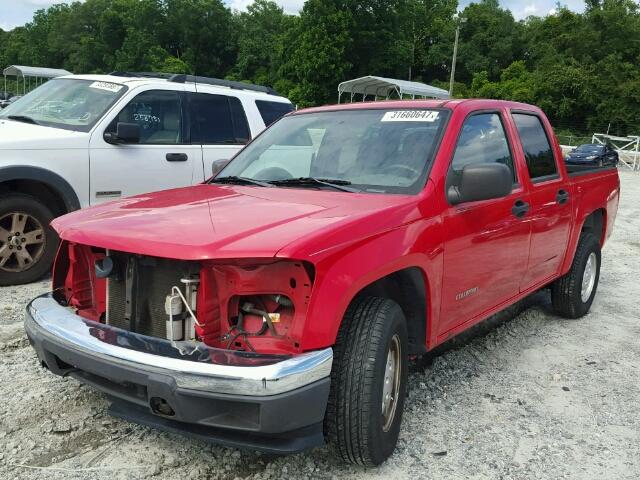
<box><xmin>189</xmin><ymin>93</ymin><xmax>250</xmax><ymax>144</ymax></box>
<box><xmin>513</xmin><ymin>113</ymin><xmax>557</xmax><ymax>180</ymax></box>
<box><xmin>450</xmin><ymin>113</ymin><xmax>516</xmax><ymax>185</ymax></box>
<box><xmin>256</xmin><ymin>100</ymin><xmax>294</xmax><ymax>126</ymax></box>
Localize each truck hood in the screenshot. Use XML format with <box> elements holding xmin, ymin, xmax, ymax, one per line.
<box><xmin>0</xmin><ymin>119</ymin><xmax>88</xmax><ymax>150</ymax></box>
<box><xmin>52</xmin><ymin>184</ymin><xmax>419</xmax><ymax>260</ymax></box>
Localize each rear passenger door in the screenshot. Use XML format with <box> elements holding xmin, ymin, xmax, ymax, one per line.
<box><xmin>511</xmin><ymin>112</ymin><xmax>573</xmax><ymax>291</ymax></box>
<box><xmin>188</xmin><ymin>93</ymin><xmax>251</xmax><ymax>179</ymax></box>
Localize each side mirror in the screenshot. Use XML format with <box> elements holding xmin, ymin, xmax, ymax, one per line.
<box><xmin>211</xmin><ymin>158</ymin><xmax>231</xmax><ymax>177</ymax></box>
<box><xmin>447</xmin><ymin>163</ymin><xmax>513</xmax><ymax>205</ymax></box>
<box><xmin>104</xmin><ymin>122</ymin><xmax>140</xmax><ymax>144</ymax></box>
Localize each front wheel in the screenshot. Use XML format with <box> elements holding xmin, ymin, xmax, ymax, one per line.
<box><xmin>0</xmin><ymin>194</ymin><xmax>58</xmax><ymax>286</ymax></box>
<box><xmin>551</xmin><ymin>233</ymin><xmax>601</xmax><ymax>318</ymax></box>
<box><xmin>324</xmin><ymin>296</ymin><xmax>408</xmax><ymax>466</ymax></box>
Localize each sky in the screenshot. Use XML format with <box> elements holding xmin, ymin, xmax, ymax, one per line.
<box><xmin>1</xmin><ymin>0</ymin><xmax>586</xmax><ymax>32</ymax></box>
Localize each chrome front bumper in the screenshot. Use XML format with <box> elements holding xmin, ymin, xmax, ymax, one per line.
<box><xmin>25</xmin><ymin>293</ymin><xmax>333</xmax><ymax>397</ymax></box>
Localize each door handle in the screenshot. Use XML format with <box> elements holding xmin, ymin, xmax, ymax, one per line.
<box><xmin>556</xmin><ymin>189</ymin><xmax>569</xmax><ymax>205</ymax></box>
<box><xmin>512</xmin><ymin>200</ymin><xmax>529</xmax><ymax>218</ymax></box>
<box><xmin>166</xmin><ymin>153</ymin><xmax>188</xmax><ymax>162</ymax></box>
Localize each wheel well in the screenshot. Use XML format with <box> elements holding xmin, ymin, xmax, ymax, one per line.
<box><xmin>356</xmin><ymin>267</ymin><xmax>427</xmax><ymax>355</ymax></box>
<box><xmin>581</xmin><ymin>208</ymin><xmax>605</xmax><ymax>245</ymax></box>
<box><xmin>0</xmin><ymin>179</ymin><xmax>68</xmax><ymax>217</ymax></box>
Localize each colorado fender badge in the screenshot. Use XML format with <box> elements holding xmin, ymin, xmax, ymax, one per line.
<box><xmin>456</xmin><ymin>287</ymin><xmax>478</xmax><ymax>301</ymax></box>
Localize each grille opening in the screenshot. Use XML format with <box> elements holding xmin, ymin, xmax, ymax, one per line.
<box><xmin>74</xmin><ymin>369</ymin><xmax>148</xmax><ymax>405</ymax></box>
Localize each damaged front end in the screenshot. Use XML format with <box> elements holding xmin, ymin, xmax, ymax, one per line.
<box><xmin>54</xmin><ymin>242</ymin><xmax>315</xmax><ymax>354</ymax></box>
<box><xmin>25</xmin><ymin>242</ymin><xmax>332</xmax><ymax>453</ymax></box>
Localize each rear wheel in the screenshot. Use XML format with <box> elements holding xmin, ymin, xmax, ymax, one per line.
<box><xmin>551</xmin><ymin>233</ymin><xmax>601</xmax><ymax>318</ymax></box>
<box><xmin>0</xmin><ymin>194</ymin><xmax>58</xmax><ymax>286</ymax></box>
<box><xmin>324</xmin><ymin>296</ymin><xmax>408</xmax><ymax>466</ymax></box>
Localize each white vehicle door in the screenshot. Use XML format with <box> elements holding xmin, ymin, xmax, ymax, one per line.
<box><xmin>88</xmin><ymin>84</ymin><xmax>203</xmax><ymax>204</ymax></box>
<box><xmin>188</xmin><ymin>92</ymin><xmax>252</xmax><ymax>177</ymax></box>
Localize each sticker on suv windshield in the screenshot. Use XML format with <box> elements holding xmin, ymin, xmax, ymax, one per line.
<box><xmin>381</xmin><ymin>110</ymin><xmax>439</xmax><ymax>122</ymax></box>
<box><xmin>89</xmin><ymin>81</ymin><xmax>123</xmax><ymax>93</ymax></box>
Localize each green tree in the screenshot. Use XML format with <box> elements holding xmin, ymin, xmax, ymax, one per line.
<box><xmin>455</xmin><ymin>0</ymin><xmax>525</xmax><ymax>83</ymax></box>
<box><xmin>229</xmin><ymin>0</ymin><xmax>295</xmax><ymax>86</ymax></box>
<box><xmin>284</xmin><ymin>0</ymin><xmax>353</xmax><ymax>106</ymax></box>
<box><xmin>162</xmin><ymin>0</ymin><xmax>236</xmax><ymax>76</ymax></box>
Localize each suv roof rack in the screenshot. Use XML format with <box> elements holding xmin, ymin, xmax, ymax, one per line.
<box><xmin>108</xmin><ymin>71</ymin><xmax>175</xmax><ymax>79</ymax></box>
<box><xmin>108</xmin><ymin>71</ymin><xmax>280</xmax><ymax>96</ymax></box>
<box><xmin>168</xmin><ymin>74</ymin><xmax>279</xmax><ymax>96</ymax></box>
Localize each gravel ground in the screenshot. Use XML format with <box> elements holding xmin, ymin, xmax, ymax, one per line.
<box><xmin>1</xmin><ymin>171</ymin><xmax>639</xmax><ymax>480</ymax></box>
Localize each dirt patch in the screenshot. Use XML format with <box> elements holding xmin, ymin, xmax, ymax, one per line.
<box><xmin>1</xmin><ymin>172</ymin><xmax>639</xmax><ymax>480</ymax></box>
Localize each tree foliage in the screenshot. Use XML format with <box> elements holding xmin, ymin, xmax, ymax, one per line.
<box><xmin>1</xmin><ymin>0</ymin><xmax>640</xmax><ymax>135</ymax></box>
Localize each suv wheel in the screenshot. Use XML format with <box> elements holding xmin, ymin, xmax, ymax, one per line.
<box><xmin>0</xmin><ymin>194</ymin><xmax>58</xmax><ymax>286</ymax></box>
<box><xmin>324</xmin><ymin>296</ymin><xmax>408</xmax><ymax>466</ymax></box>
<box><xmin>551</xmin><ymin>233</ymin><xmax>601</xmax><ymax>318</ymax></box>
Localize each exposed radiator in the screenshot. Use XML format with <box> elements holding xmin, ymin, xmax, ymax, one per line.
<box><xmin>106</xmin><ymin>253</ymin><xmax>196</xmax><ymax>338</ymax></box>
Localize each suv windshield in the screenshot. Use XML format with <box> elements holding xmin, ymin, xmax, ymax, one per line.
<box><xmin>0</xmin><ymin>78</ymin><xmax>127</xmax><ymax>132</ymax></box>
<box><xmin>218</xmin><ymin>108</ymin><xmax>449</xmax><ymax>194</ymax></box>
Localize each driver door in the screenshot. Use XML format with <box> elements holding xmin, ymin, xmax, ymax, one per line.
<box><xmin>89</xmin><ymin>86</ymin><xmax>202</xmax><ymax>204</ymax></box>
<box><xmin>438</xmin><ymin>112</ymin><xmax>532</xmax><ymax>338</ymax></box>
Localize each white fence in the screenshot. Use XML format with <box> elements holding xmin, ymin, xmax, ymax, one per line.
<box><xmin>559</xmin><ymin>133</ymin><xmax>640</xmax><ymax>171</ymax></box>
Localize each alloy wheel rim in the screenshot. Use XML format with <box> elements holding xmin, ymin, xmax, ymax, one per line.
<box><xmin>581</xmin><ymin>252</ymin><xmax>597</xmax><ymax>303</ymax></box>
<box><xmin>381</xmin><ymin>334</ymin><xmax>402</xmax><ymax>432</ymax></box>
<box><xmin>0</xmin><ymin>212</ymin><xmax>46</xmax><ymax>273</ymax></box>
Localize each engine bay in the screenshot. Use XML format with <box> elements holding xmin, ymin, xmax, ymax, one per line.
<box><xmin>54</xmin><ymin>242</ymin><xmax>314</xmax><ymax>354</ymax></box>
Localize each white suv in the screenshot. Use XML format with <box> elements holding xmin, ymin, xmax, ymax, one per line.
<box><xmin>0</xmin><ymin>72</ymin><xmax>294</xmax><ymax>285</ymax></box>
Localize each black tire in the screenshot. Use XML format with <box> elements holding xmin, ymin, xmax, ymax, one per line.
<box><xmin>324</xmin><ymin>296</ymin><xmax>408</xmax><ymax>466</ymax></box>
<box><xmin>551</xmin><ymin>233</ymin><xmax>601</xmax><ymax>319</ymax></box>
<box><xmin>0</xmin><ymin>194</ymin><xmax>58</xmax><ymax>286</ymax></box>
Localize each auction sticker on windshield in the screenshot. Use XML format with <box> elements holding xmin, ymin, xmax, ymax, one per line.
<box><xmin>381</xmin><ymin>110</ymin><xmax>439</xmax><ymax>122</ymax></box>
<box><xmin>89</xmin><ymin>81</ymin><xmax>123</xmax><ymax>93</ymax></box>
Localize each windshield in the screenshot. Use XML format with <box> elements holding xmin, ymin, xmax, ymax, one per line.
<box><xmin>218</xmin><ymin>108</ymin><xmax>449</xmax><ymax>194</ymax></box>
<box><xmin>575</xmin><ymin>144</ymin><xmax>603</xmax><ymax>153</ymax></box>
<box><xmin>0</xmin><ymin>78</ymin><xmax>127</xmax><ymax>132</ymax></box>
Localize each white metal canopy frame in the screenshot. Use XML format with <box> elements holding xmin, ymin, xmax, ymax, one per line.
<box><xmin>3</xmin><ymin>65</ymin><xmax>72</xmax><ymax>96</ymax></box>
<box><xmin>338</xmin><ymin>75</ymin><xmax>450</xmax><ymax>103</ymax></box>
<box><xmin>592</xmin><ymin>133</ymin><xmax>640</xmax><ymax>171</ymax></box>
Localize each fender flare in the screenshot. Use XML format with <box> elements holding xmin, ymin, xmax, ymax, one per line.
<box><xmin>0</xmin><ymin>165</ymin><xmax>81</xmax><ymax>212</ymax></box>
<box><xmin>560</xmin><ymin>208</ymin><xmax>606</xmax><ymax>275</ymax></box>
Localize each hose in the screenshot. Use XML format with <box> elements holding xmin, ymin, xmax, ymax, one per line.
<box><xmin>223</xmin><ymin>302</ymin><xmax>281</xmax><ymax>352</ymax></box>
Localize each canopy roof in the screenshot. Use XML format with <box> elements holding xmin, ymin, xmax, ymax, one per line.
<box><xmin>338</xmin><ymin>75</ymin><xmax>449</xmax><ymax>101</ymax></box>
<box><xmin>3</xmin><ymin>65</ymin><xmax>72</xmax><ymax>78</ymax></box>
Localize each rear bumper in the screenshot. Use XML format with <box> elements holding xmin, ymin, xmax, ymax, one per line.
<box><xmin>25</xmin><ymin>293</ymin><xmax>332</xmax><ymax>453</ymax></box>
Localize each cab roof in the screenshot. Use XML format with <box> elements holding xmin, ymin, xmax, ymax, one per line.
<box><xmin>295</xmin><ymin>98</ymin><xmax>541</xmax><ymax>115</ymax></box>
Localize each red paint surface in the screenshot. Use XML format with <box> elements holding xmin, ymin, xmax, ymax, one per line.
<box><xmin>52</xmin><ymin>99</ymin><xmax>620</xmax><ymax>354</ymax></box>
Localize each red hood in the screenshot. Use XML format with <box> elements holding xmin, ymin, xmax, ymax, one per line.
<box><xmin>52</xmin><ymin>184</ymin><xmax>419</xmax><ymax>260</ymax></box>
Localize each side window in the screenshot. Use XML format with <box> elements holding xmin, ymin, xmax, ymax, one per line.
<box><xmin>512</xmin><ymin>113</ymin><xmax>557</xmax><ymax>180</ymax></box>
<box><xmin>107</xmin><ymin>90</ymin><xmax>182</xmax><ymax>144</ymax></box>
<box><xmin>189</xmin><ymin>93</ymin><xmax>250</xmax><ymax>145</ymax></box>
<box><xmin>256</xmin><ymin>100</ymin><xmax>295</xmax><ymax>126</ymax></box>
<box><xmin>450</xmin><ymin>113</ymin><xmax>516</xmax><ymax>186</ymax></box>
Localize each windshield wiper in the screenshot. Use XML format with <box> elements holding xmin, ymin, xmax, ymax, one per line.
<box><xmin>209</xmin><ymin>176</ymin><xmax>273</xmax><ymax>188</ymax></box>
<box><xmin>6</xmin><ymin>115</ymin><xmax>40</xmax><ymax>125</ymax></box>
<box><xmin>269</xmin><ymin>177</ymin><xmax>359</xmax><ymax>192</ymax></box>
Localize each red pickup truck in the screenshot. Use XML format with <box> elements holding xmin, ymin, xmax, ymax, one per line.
<box><xmin>25</xmin><ymin>99</ymin><xmax>619</xmax><ymax>465</ymax></box>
